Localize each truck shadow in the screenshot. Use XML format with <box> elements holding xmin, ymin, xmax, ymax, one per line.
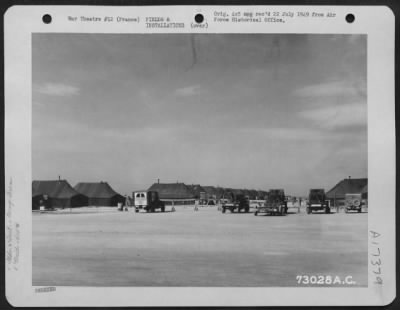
<box><xmin>135</xmin><ymin>210</ymin><xmax>176</xmax><ymax>214</ymax></box>
<box><xmin>220</xmin><ymin>212</ymin><xmax>254</xmax><ymax>215</ymax></box>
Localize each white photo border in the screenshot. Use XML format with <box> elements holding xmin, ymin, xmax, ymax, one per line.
<box><xmin>4</xmin><ymin>5</ymin><xmax>395</xmax><ymax>307</ymax></box>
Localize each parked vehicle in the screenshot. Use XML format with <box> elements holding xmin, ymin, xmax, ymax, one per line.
<box><xmin>306</xmin><ymin>189</ymin><xmax>330</xmax><ymax>214</ymax></box>
<box><xmin>221</xmin><ymin>194</ymin><xmax>250</xmax><ymax>213</ymax></box>
<box><xmin>133</xmin><ymin>191</ymin><xmax>165</xmax><ymax>213</ymax></box>
<box><xmin>345</xmin><ymin>193</ymin><xmax>363</xmax><ymax>213</ymax></box>
<box><xmin>255</xmin><ymin>189</ymin><xmax>287</xmax><ymax>216</ymax></box>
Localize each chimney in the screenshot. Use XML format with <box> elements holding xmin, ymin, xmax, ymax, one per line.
<box><xmin>348</xmin><ymin>176</ymin><xmax>351</xmax><ymax>179</ymax></box>
<box><xmin>157</xmin><ymin>178</ymin><xmax>160</xmax><ymax>184</ymax></box>
<box><xmin>58</xmin><ymin>175</ymin><xmax>61</xmax><ymax>181</ymax></box>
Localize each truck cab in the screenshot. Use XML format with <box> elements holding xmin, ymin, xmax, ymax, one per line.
<box><xmin>221</xmin><ymin>194</ymin><xmax>250</xmax><ymax>213</ymax></box>
<box><xmin>133</xmin><ymin>190</ymin><xmax>165</xmax><ymax>213</ymax></box>
<box><xmin>307</xmin><ymin>189</ymin><xmax>330</xmax><ymax>214</ymax></box>
<box><xmin>255</xmin><ymin>189</ymin><xmax>287</xmax><ymax>216</ymax></box>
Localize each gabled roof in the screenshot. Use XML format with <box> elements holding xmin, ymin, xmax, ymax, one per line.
<box><xmin>203</xmin><ymin>186</ymin><xmax>216</xmax><ymax>194</ymax></box>
<box><xmin>230</xmin><ymin>188</ymin><xmax>244</xmax><ymax>195</ymax></box>
<box><xmin>187</xmin><ymin>184</ymin><xmax>206</xmax><ymax>196</ymax></box>
<box><xmin>240</xmin><ymin>189</ymin><xmax>251</xmax><ymax>196</ymax></box>
<box><xmin>361</xmin><ymin>184</ymin><xmax>368</xmax><ymax>194</ymax></box>
<box><xmin>248</xmin><ymin>189</ymin><xmax>259</xmax><ymax>196</ymax></box>
<box><xmin>326</xmin><ymin>178</ymin><xmax>368</xmax><ymax>199</ymax></box>
<box><xmin>203</xmin><ymin>186</ymin><xmax>225</xmax><ymax>199</ymax></box>
<box><xmin>257</xmin><ymin>190</ymin><xmax>268</xmax><ymax>199</ymax></box>
<box><xmin>32</xmin><ymin>180</ymin><xmax>82</xmax><ymax>198</ymax></box>
<box><xmin>74</xmin><ymin>182</ymin><xmax>122</xmax><ymax>198</ymax></box>
<box><xmin>147</xmin><ymin>183</ymin><xmax>195</xmax><ymax>199</ymax></box>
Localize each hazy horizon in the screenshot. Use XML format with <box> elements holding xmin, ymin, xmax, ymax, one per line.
<box><xmin>32</xmin><ymin>33</ymin><xmax>367</xmax><ymax>196</ymax></box>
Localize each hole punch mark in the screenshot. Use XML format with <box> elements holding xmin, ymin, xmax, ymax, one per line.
<box><xmin>195</xmin><ymin>14</ymin><xmax>204</xmax><ymax>24</ymax></box>
<box><xmin>345</xmin><ymin>13</ymin><xmax>355</xmax><ymax>23</ymax></box>
<box><xmin>42</xmin><ymin>14</ymin><xmax>52</xmax><ymax>24</ymax></box>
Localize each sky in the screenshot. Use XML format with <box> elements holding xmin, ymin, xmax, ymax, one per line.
<box><xmin>32</xmin><ymin>34</ymin><xmax>367</xmax><ymax>196</ymax></box>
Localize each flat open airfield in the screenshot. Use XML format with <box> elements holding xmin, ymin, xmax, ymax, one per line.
<box><xmin>33</xmin><ymin>207</ymin><xmax>367</xmax><ymax>287</ymax></box>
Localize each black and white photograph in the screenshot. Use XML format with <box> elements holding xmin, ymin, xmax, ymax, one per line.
<box><xmin>4</xmin><ymin>5</ymin><xmax>395</xmax><ymax>307</ymax></box>
<box><xmin>32</xmin><ymin>32</ymin><xmax>368</xmax><ymax>287</ymax></box>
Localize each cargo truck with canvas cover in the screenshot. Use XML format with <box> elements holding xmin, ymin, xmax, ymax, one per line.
<box><xmin>306</xmin><ymin>189</ymin><xmax>330</xmax><ymax>214</ymax></box>
<box><xmin>133</xmin><ymin>190</ymin><xmax>165</xmax><ymax>213</ymax></box>
<box><xmin>221</xmin><ymin>193</ymin><xmax>250</xmax><ymax>213</ymax></box>
<box><xmin>255</xmin><ymin>189</ymin><xmax>288</xmax><ymax>216</ymax></box>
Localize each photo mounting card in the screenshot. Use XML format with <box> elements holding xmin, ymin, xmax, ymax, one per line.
<box><xmin>4</xmin><ymin>5</ymin><xmax>395</xmax><ymax>307</ymax></box>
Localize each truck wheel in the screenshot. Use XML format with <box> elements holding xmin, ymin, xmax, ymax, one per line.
<box><xmin>161</xmin><ymin>206</ymin><xmax>165</xmax><ymax>212</ymax></box>
<box><xmin>245</xmin><ymin>207</ymin><xmax>249</xmax><ymax>213</ymax></box>
<box><xmin>306</xmin><ymin>207</ymin><xmax>311</xmax><ymax>214</ymax></box>
<box><xmin>135</xmin><ymin>208</ymin><xmax>139</xmax><ymax>213</ymax></box>
<box><xmin>222</xmin><ymin>207</ymin><xmax>226</xmax><ymax>213</ymax></box>
<box><xmin>325</xmin><ymin>207</ymin><xmax>330</xmax><ymax>214</ymax></box>
<box><xmin>358</xmin><ymin>209</ymin><xmax>361</xmax><ymax>213</ymax></box>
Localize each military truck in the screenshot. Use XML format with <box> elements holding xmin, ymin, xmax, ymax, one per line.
<box><xmin>344</xmin><ymin>193</ymin><xmax>363</xmax><ymax>213</ymax></box>
<box><xmin>255</xmin><ymin>189</ymin><xmax>287</xmax><ymax>216</ymax></box>
<box><xmin>133</xmin><ymin>190</ymin><xmax>165</xmax><ymax>213</ymax></box>
<box><xmin>306</xmin><ymin>189</ymin><xmax>330</xmax><ymax>214</ymax></box>
<box><xmin>221</xmin><ymin>194</ymin><xmax>250</xmax><ymax>213</ymax></box>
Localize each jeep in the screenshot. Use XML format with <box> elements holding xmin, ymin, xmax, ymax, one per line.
<box><xmin>344</xmin><ymin>193</ymin><xmax>363</xmax><ymax>213</ymax></box>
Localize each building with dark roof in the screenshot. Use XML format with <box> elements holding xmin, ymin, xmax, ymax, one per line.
<box><xmin>32</xmin><ymin>180</ymin><xmax>88</xmax><ymax>209</ymax></box>
<box><xmin>361</xmin><ymin>184</ymin><xmax>368</xmax><ymax>199</ymax></box>
<box><xmin>147</xmin><ymin>182</ymin><xmax>195</xmax><ymax>205</ymax></box>
<box><xmin>326</xmin><ymin>178</ymin><xmax>368</xmax><ymax>206</ymax></box>
<box><xmin>74</xmin><ymin>182</ymin><xmax>125</xmax><ymax>206</ymax></box>
<box><xmin>187</xmin><ymin>184</ymin><xmax>206</xmax><ymax>199</ymax></box>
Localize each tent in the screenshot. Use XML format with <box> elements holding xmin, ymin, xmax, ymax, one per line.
<box><xmin>187</xmin><ymin>184</ymin><xmax>206</xmax><ymax>199</ymax></box>
<box><xmin>257</xmin><ymin>190</ymin><xmax>268</xmax><ymax>200</ymax></box>
<box><xmin>222</xmin><ymin>188</ymin><xmax>243</xmax><ymax>200</ymax></box>
<box><xmin>241</xmin><ymin>189</ymin><xmax>259</xmax><ymax>199</ymax></box>
<box><xmin>361</xmin><ymin>184</ymin><xmax>368</xmax><ymax>199</ymax></box>
<box><xmin>74</xmin><ymin>182</ymin><xmax>125</xmax><ymax>206</ymax></box>
<box><xmin>202</xmin><ymin>186</ymin><xmax>217</xmax><ymax>199</ymax></box>
<box><xmin>148</xmin><ymin>182</ymin><xmax>195</xmax><ymax>200</ymax></box>
<box><xmin>202</xmin><ymin>186</ymin><xmax>220</xmax><ymax>200</ymax></box>
<box><xmin>326</xmin><ymin>178</ymin><xmax>368</xmax><ymax>205</ymax></box>
<box><xmin>248</xmin><ymin>190</ymin><xmax>259</xmax><ymax>200</ymax></box>
<box><xmin>32</xmin><ymin>180</ymin><xmax>88</xmax><ymax>209</ymax></box>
